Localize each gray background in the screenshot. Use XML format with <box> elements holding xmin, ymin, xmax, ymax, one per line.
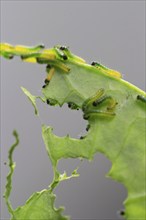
<box><xmin>0</xmin><ymin>1</ymin><xmax>145</xmax><ymax>219</ymax></box>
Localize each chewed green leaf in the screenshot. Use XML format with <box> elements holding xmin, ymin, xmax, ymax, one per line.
<box><xmin>50</xmin><ymin>167</ymin><xmax>80</xmax><ymax>191</ymax></box>
<box><xmin>4</xmin><ymin>131</ymin><xmax>68</xmax><ymax>220</ymax></box>
<box><xmin>58</xmin><ymin>168</ymin><xmax>80</xmax><ymax>182</ymax></box>
<box><xmin>4</xmin><ymin>131</ymin><xmax>19</xmax><ymax>217</ymax></box>
<box><xmin>21</xmin><ymin>87</ymin><xmax>38</xmax><ymax>115</ymax></box>
<box><xmin>41</xmin><ymin>59</ymin><xmax>146</xmax><ymax>219</ymax></box>
<box><xmin>1</xmin><ymin>43</ymin><xmax>146</xmax><ymax>220</ymax></box>
<box><xmin>21</xmin><ymin>87</ymin><xmax>45</xmax><ymax>115</ymax></box>
<box><xmin>11</xmin><ymin>190</ymin><xmax>68</xmax><ymax>220</ymax></box>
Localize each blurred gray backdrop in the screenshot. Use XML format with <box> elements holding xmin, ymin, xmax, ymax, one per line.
<box><xmin>1</xmin><ymin>1</ymin><xmax>145</xmax><ymax>219</ymax></box>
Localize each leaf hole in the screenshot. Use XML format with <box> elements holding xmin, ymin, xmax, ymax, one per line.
<box><xmin>38</xmin><ymin>102</ymin><xmax>88</xmax><ymax>139</ymax></box>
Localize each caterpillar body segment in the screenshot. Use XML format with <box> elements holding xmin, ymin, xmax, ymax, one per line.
<box><xmin>21</xmin><ymin>53</ymin><xmax>41</xmax><ymax>63</ymax></box>
<box><xmin>1</xmin><ymin>53</ymin><xmax>14</xmax><ymax>60</ymax></box>
<box><xmin>14</xmin><ymin>44</ymin><xmax>45</xmax><ymax>54</ymax></box>
<box><xmin>54</xmin><ymin>45</ymin><xmax>86</xmax><ymax>64</ymax></box>
<box><xmin>137</xmin><ymin>95</ymin><xmax>146</xmax><ymax>103</ymax></box>
<box><xmin>39</xmin><ymin>49</ymin><xmax>56</xmax><ymax>60</ymax></box>
<box><xmin>0</xmin><ymin>43</ymin><xmax>71</xmax><ymax>79</ymax></box>
<box><xmin>92</xmin><ymin>95</ymin><xmax>111</xmax><ymax>106</ymax></box>
<box><xmin>106</xmin><ymin>99</ymin><xmax>118</xmax><ymax>111</ymax></box>
<box><xmin>1</xmin><ymin>43</ymin><xmax>122</xmax><ymax>84</ymax></box>
<box><xmin>82</xmin><ymin>88</ymin><xmax>105</xmax><ymax>112</ymax></box>
<box><xmin>86</xmin><ymin>124</ymin><xmax>90</xmax><ymax>131</ymax></box>
<box><xmin>82</xmin><ymin>89</ymin><xmax>117</xmax><ymax>119</ymax></box>
<box><xmin>46</xmin><ymin>98</ymin><xmax>58</xmax><ymax>106</ymax></box>
<box><xmin>54</xmin><ymin>46</ymin><xmax>68</xmax><ymax>61</ymax></box>
<box><xmin>43</xmin><ymin>64</ymin><xmax>69</xmax><ymax>87</ymax></box>
<box><xmin>91</xmin><ymin>61</ymin><xmax>122</xmax><ymax>79</ymax></box>
<box><xmin>46</xmin><ymin>67</ymin><xmax>55</xmax><ymax>82</ymax></box>
<box><xmin>93</xmin><ymin>95</ymin><xmax>117</xmax><ymax>111</ymax></box>
<box><xmin>37</xmin><ymin>58</ymin><xmax>70</xmax><ymax>73</ymax></box>
<box><xmin>68</xmin><ymin>102</ymin><xmax>79</xmax><ymax>110</ymax></box>
<box><xmin>0</xmin><ymin>43</ymin><xmax>44</xmax><ymax>58</ymax></box>
<box><xmin>83</xmin><ymin>109</ymin><xmax>116</xmax><ymax>120</ymax></box>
